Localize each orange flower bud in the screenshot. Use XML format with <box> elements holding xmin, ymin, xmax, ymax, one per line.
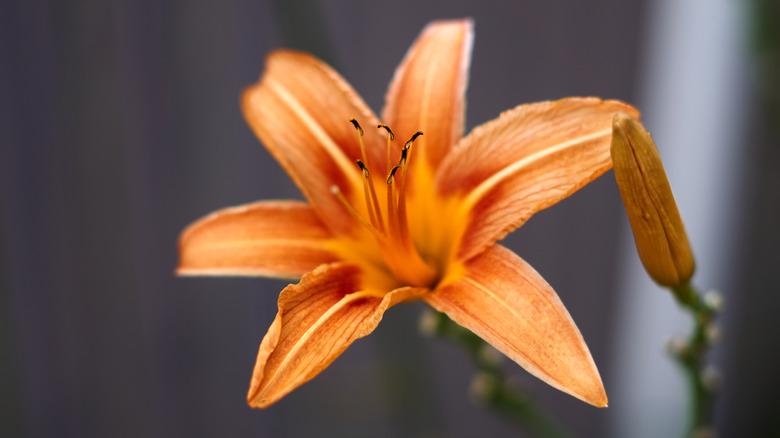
<box><xmin>611</xmin><ymin>113</ymin><xmax>695</xmax><ymax>287</ymax></box>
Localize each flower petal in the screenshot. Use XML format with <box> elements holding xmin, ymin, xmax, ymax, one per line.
<box><xmin>382</xmin><ymin>19</ymin><xmax>473</xmax><ymax>173</ymax></box>
<box><xmin>436</xmin><ymin>97</ymin><xmax>640</xmax><ymax>261</ymax></box>
<box><xmin>177</xmin><ymin>200</ymin><xmax>339</xmax><ymax>278</ymax></box>
<box><xmin>242</xmin><ymin>50</ymin><xmax>387</xmax><ymax>237</ymax></box>
<box><xmin>247</xmin><ymin>262</ymin><xmax>426</xmax><ymax>407</ymax></box>
<box><xmin>425</xmin><ymin>244</ymin><xmax>607</xmax><ymax>407</ymax></box>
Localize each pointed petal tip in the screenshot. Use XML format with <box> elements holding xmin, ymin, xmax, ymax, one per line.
<box><xmin>589</xmin><ymin>390</ymin><xmax>609</xmax><ymax>408</ymax></box>
<box><xmin>247</xmin><ymin>391</ymin><xmax>274</xmax><ymax>409</ymax></box>
<box><xmin>558</xmin><ymin>372</ymin><xmax>606</xmax><ymax>407</ymax></box>
<box><xmin>558</xmin><ymin>367</ymin><xmax>608</xmax><ymax>408</ymax></box>
<box><xmin>567</xmin><ymin>363</ymin><xmax>608</xmax><ymax>408</ymax></box>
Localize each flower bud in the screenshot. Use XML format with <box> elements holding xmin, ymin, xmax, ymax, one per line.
<box><xmin>611</xmin><ymin>113</ymin><xmax>695</xmax><ymax>287</ymax></box>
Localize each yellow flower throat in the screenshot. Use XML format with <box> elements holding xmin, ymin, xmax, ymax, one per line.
<box><xmin>330</xmin><ymin>119</ymin><xmax>438</xmax><ymax>288</ymax></box>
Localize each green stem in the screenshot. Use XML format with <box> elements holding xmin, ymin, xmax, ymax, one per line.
<box><xmin>669</xmin><ymin>283</ymin><xmax>719</xmax><ymax>437</ymax></box>
<box><xmin>423</xmin><ymin>310</ymin><xmax>569</xmax><ymax>438</ymax></box>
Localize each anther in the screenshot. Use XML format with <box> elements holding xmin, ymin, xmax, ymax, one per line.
<box><xmin>355</xmin><ymin>157</ymin><xmax>382</xmax><ymax>230</ymax></box>
<box><xmin>377</xmin><ymin>124</ymin><xmax>395</xmax><ymax>140</ymax></box>
<box><xmin>407</xmin><ymin>131</ymin><xmax>423</xmax><ymax>144</ymax></box>
<box><xmin>399</xmin><ymin>148</ymin><xmax>408</xmax><ymax>165</ymax></box>
<box><xmin>356</xmin><ymin>159</ymin><xmax>370</xmax><ymax>178</ymax></box>
<box><xmin>403</xmin><ymin>132</ymin><xmax>423</xmax><ymax>153</ymax></box>
<box><xmin>349</xmin><ymin>118</ymin><xmax>363</xmax><ymax>136</ymax></box>
<box><xmin>378</xmin><ymin>123</ymin><xmax>396</xmax><ymax>174</ymax></box>
<box><xmin>387</xmin><ymin>165</ymin><xmax>400</xmax><ymax>185</ymax></box>
<box><xmin>350</xmin><ymin>118</ymin><xmax>371</xmax><ymax>169</ymax></box>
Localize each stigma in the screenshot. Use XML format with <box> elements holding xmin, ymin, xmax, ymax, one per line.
<box><xmin>332</xmin><ymin>118</ymin><xmax>437</xmax><ymax>287</ymax></box>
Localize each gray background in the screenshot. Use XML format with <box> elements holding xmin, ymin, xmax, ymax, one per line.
<box><xmin>1</xmin><ymin>0</ymin><xmax>778</xmax><ymax>437</ymax></box>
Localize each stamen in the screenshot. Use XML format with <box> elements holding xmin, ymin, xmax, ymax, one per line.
<box><xmin>377</xmin><ymin>124</ymin><xmax>394</xmax><ymax>140</ymax></box>
<box><xmin>398</xmin><ymin>131</ymin><xmax>423</xmax><ymax>190</ymax></box>
<box><xmin>385</xmin><ymin>165</ymin><xmax>401</xmax><ymax>240</ymax></box>
<box><xmin>351</xmin><ymin>120</ymin><xmax>386</xmax><ymax>232</ymax></box>
<box><xmin>355</xmin><ymin>159</ymin><xmax>370</xmax><ymax>178</ymax></box>
<box><xmin>354</xmin><ymin>159</ymin><xmax>384</xmax><ymax>232</ymax></box>
<box><xmin>355</xmin><ymin>160</ymin><xmax>379</xmax><ymax>227</ymax></box>
<box><xmin>349</xmin><ymin>118</ymin><xmax>364</xmax><ymax>136</ymax></box>
<box><xmin>397</xmin><ymin>132</ymin><xmax>423</xmax><ymax>244</ymax></box>
<box><xmin>349</xmin><ymin>118</ymin><xmax>369</xmax><ymax>165</ymax></box>
<box><xmin>398</xmin><ymin>132</ymin><xmax>421</xmax><ymax>167</ymax></box>
<box><xmin>378</xmin><ymin>123</ymin><xmax>395</xmax><ymax>175</ymax></box>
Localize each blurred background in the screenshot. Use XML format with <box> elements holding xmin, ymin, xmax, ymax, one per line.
<box><xmin>1</xmin><ymin>0</ymin><xmax>778</xmax><ymax>437</ymax></box>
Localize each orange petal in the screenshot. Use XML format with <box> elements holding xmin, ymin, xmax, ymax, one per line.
<box><xmin>425</xmin><ymin>244</ymin><xmax>607</xmax><ymax>407</ymax></box>
<box><xmin>382</xmin><ymin>19</ymin><xmax>473</xmax><ymax>173</ymax></box>
<box><xmin>436</xmin><ymin>97</ymin><xmax>640</xmax><ymax>261</ymax></box>
<box><xmin>242</xmin><ymin>50</ymin><xmax>386</xmax><ymax>237</ymax></box>
<box><xmin>247</xmin><ymin>263</ymin><xmax>426</xmax><ymax>407</ymax></box>
<box><xmin>177</xmin><ymin>200</ymin><xmax>339</xmax><ymax>278</ymax></box>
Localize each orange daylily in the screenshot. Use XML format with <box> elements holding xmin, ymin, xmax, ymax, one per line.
<box><xmin>178</xmin><ymin>19</ymin><xmax>639</xmax><ymax>409</ymax></box>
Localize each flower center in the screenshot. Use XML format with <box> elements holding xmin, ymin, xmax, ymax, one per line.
<box><xmin>330</xmin><ymin>119</ymin><xmax>438</xmax><ymax>288</ymax></box>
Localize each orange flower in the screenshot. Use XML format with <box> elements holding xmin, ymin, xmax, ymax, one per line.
<box><xmin>178</xmin><ymin>19</ymin><xmax>639</xmax><ymax>408</ymax></box>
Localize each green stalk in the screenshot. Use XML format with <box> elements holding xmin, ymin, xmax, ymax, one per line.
<box><xmin>669</xmin><ymin>283</ymin><xmax>720</xmax><ymax>437</ymax></box>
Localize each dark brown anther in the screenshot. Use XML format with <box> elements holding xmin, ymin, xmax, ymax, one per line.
<box><xmin>349</xmin><ymin>118</ymin><xmax>364</xmax><ymax>136</ymax></box>
<box><xmin>387</xmin><ymin>165</ymin><xmax>401</xmax><ymax>185</ymax></box>
<box><xmin>355</xmin><ymin>159</ymin><xmax>370</xmax><ymax>178</ymax></box>
<box><xmin>403</xmin><ymin>132</ymin><xmax>422</xmax><ymax>151</ymax></box>
<box><xmin>377</xmin><ymin>124</ymin><xmax>395</xmax><ymax>140</ymax></box>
